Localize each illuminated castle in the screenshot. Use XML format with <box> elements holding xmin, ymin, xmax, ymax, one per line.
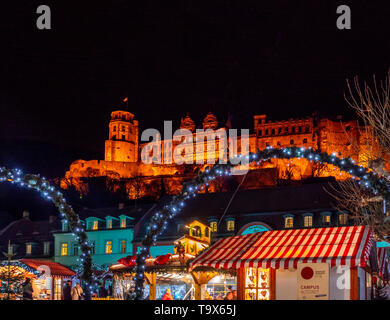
<box><xmin>62</xmin><ymin>109</ymin><xmax>371</xmax><ymax>198</ymax></box>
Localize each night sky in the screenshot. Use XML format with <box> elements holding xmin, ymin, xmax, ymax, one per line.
<box><xmin>0</xmin><ymin>1</ymin><xmax>389</xmax><ymax>218</ymax></box>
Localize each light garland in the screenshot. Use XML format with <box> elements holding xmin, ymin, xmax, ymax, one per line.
<box><xmin>0</xmin><ymin>168</ymin><xmax>94</xmax><ymax>295</ymax></box>
<box><xmin>134</xmin><ymin>146</ymin><xmax>390</xmax><ymax>299</ymax></box>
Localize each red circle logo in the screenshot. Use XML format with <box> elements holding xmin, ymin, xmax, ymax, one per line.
<box><xmin>301</xmin><ymin>267</ymin><xmax>314</xmax><ymax>280</ymax></box>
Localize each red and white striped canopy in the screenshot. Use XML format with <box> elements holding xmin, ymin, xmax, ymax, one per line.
<box><xmin>377</xmin><ymin>247</ymin><xmax>389</xmax><ymax>278</ymax></box>
<box><xmin>190</xmin><ymin>226</ymin><xmax>374</xmax><ymax>270</ymax></box>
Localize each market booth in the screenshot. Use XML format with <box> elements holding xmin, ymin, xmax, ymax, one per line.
<box><xmin>0</xmin><ymin>259</ymin><xmax>75</xmax><ymax>300</ymax></box>
<box><xmin>190</xmin><ymin>226</ymin><xmax>379</xmax><ymax>300</ymax></box>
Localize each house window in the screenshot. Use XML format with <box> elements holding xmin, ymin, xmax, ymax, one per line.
<box><xmin>120</xmin><ymin>240</ymin><xmax>127</xmax><ymax>253</ymax></box>
<box><xmin>105</xmin><ymin>241</ymin><xmax>113</xmax><ymax>254</ymax></box>
<box><xmin>43</xmin><ymin>242</ymin><xmax>50</xmax><ymax>255</ymax></box>
<box><xmin>90</xmin><ymin>241</ymin><xmax>95</xmax><ymax>255</ymax></box>
<box><xmin>339</xmin><ymin>213</ymin><xmax>348</xmax><ymax>225</ymax></box>
<box><xmin>210</xmin><ymin>221</ymin><xmax>217</xmax><ymax>232</ymax></box>
<box><xmin>62</xmin><ymin>221</ymin><xmax>68</xmax><ymax>232</ymax></box>
<box><xmin>303</xmin><ymin>215</ymin><xmax>313</xmax><ymax>227</ymax></box>
<box><xmin>227</xmin><ymin>220</ymin><xmax>235</xmax><ymax>231</ymax></box>
<box><xmin>26</xmin><ymin>243</ymin><xmax>32</xmax><ymax>255</ymax></box>
<box><xmin>61</xmin><ymin>243</ymin><xmax>68</xmax><ymax>256</ymax></box>
<box><xmin>244</xmin><ymin>267</ymin><xmax>271</xmax><ymax>300</ymax></box>
<box><xmin>107</xmin><ymin>219</ymin><xmax>112</xmax><ymax>229</ymax></box>
<box><xmin>73</xmin><ymin>244</ymin><xmax>79</xmax><ymax>256</ymax></box>
<box><xmin>322</xmin><ymin>214</ymin><xmax>331</xmax><ymax>226</ymax></box>
<box><xmin>284</xmin><ymin>216</ymin><xmax>294</xmax><ymax>229</ymax></box>
<box><xmin>93</xmin><ymin>221</ymin><xmax>99</xmax><ymax>230</ymax></box>
<box><xmin>121</xmin><ymin>218</ymin><xmax>126</xmax><ymax>228</ymax></box>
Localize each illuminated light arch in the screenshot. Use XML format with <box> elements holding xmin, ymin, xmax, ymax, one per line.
<box><xmin>238</xmin><ymin>222</ymin><xmax>273</xmax><ymax>235</ymax></box>
<box><xmin>0</xmin><ymin>168</ymin><xmax>94</xmax><ymax>292</ymax></box>
<box><xmin>134</xmin><ymin>146</ymin><xmax>390</xmax><ymax>299</ymax></box>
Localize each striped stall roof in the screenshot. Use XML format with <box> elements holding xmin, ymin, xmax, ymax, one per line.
<box><xmin>20</xmin><ymin>259</ymin><xmax>76</xmax><ymax>277</ymax></box>
<box><xmin>190</xmin><ymin>232</ymin><xmax>260</xmax><ymax>270</ymax></box>
<box><xmin>191</xmin><ymin>226</ymin><xmax>374</xmax><ymax>270</ymax></box>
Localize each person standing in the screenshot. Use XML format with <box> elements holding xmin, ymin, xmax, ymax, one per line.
<box><xmin>71</xmin><ymin>283</ymin><xmax>84</xmax><ymax>300</ymax></box>
<box><xmin>162</xmin><ymin>289</ymin><xmax>173</xmax><ymax>300</ymax></box>
<box><xmin>22</xmin><ymin>278</ymin><xmax>33</xmax><ymax>300</ymax></box>
<box><xmin>62</xmin><ymin>280</ymin><xmax>72</xmax><ymax>300</ymax></box>
<box><xmin>98</xmin><ymin>283</ymin><xmax>108</xmax><ymax>298</ymax></box>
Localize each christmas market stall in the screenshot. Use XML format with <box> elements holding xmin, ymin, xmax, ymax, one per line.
<box><xmin>0</xmin><ymin>259</ymin><xmax>75</xmax><ymax>300</ymax></box>
<box><xmin>190</xmin><ymin>225</ymin><xmax>380</xmax><ymax>300</ymax></box>
<box><xmin>110</xmin><ymin>220</ymin><xmax>235</xmax><ymax>300</ymax></box>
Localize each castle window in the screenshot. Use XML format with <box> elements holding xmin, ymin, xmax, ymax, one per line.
<box><xmin>271</xmin><ymin>128</ymin><xmax>275</xmax><ymax>135</ymax></box>
<box><xmin>121</xmin><ymin>135</ymin><xmax>125</xmax><ymax>140</ymax></box>
<box><xmin>292</xmin><ymin>126</ymin><xmax>296</xmax><ymax>133</ymax></box>
<box><xmin>303</xmin><ymin>138</ymin><xmax>307</xmax><ymax>144</ymax></box>
<box><xmin>285</xmin><ymin>127</ymin><xmax>289</xmax><ymax>133</ymax></box>
<box><xmin>290</xmin><ymin>139</ymin><xmax>294</xmax><ymax>145</ymax></box>
<box><xmin>258</xmin><ymin>130</ymin><xmax>262</xmax><ymax>136</ymax></box>
<box><xmin>113</xmin><ymin>126</ymin><xmax>116</xmax><ymax>132</ymax></box>
<box><xmin>298</xmin><ymin>126</ymin><xmax>302</xmax><ymax>133</ymax></box>
<box><xmin>278</xmin><ymin>128</ymin><xmax>282</xmax><ymax>134</ymax></box>
<box><xmin>265</xmin><ymin>129</ymin><xmax>269</xmax><ymax>135</ymax></box>
<box><xmin>305</xmin><ymin>126</ymin><xmax>310</xmax><ymax>132</ymax></box>
<box><xmin>121</xmin><ymin>126</ymin><xmax>125</xmax><ymax>132</ymax></box>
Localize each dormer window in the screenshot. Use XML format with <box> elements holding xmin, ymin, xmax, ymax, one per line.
<box><xmin>62</xmin><ymin>220</ymin><xmax>69</xmax><ymax>232</ymax></box>
<box><xmin>284</xmin><ymin>215</ymin><xmax>294</xmax><ymax>229</ymax></box>
<box><xmin>321</xmin><ymin>212</ymin><xmax>332</xmax><ymax>226</ymax></box>
<box><xmin>210</xmin><ymin>221</ymin><xmax>217</xmax><ymax>232</ymax></box>
<box><xmin>121</xmin><ymin>218</ymin><xmax>126</xmax><ymax>228</ymax></box>
<box><xmin>93</xmin><ymin>220</ymin><xmax>99</xmax><ymax>230</ymax></box>
<box><xmin>107</xmin><ymin>219</ymin><xmax>112</xmax><ymax>229</ymax></box>
<box><xmin>226</xmin><ymin>219</ymin><xmax>235</xmax><ymax>232</ymax></box>
<box><xmin>26</xmin><ymin>243</ymin><xmax>32</xmax><ymax>255</ymax></box>
<box><xmin>339</xmin><ymin>212</ymin><xmax>349</xmax><ymax>225</ymax></box>
<box><xmin>303</xmin><ymin>213</ymin><xmax>313</xmax><ymax>228</ymax></box>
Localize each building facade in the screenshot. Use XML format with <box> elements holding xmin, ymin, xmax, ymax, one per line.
<box><xmin>53</xmin><ymin>204</ymin><xmax>154</xmax><ymax>270</ymax></box>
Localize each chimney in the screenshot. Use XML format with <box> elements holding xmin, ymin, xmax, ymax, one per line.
<box><xmin>23</xmin><ymin>210</ymin><xmax>30</xmax><ymax>219</ymax></box>
<box><xmin>49</xmin><ymin>215</ymin><xmax>56</xmax><ymax>223</ymax></box>
<box><xmin>118</xmin><ymin>203</ymin><xmax>125</xmax><ymax>210</ymax></box>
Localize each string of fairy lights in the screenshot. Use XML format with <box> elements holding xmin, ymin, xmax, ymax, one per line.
<box><xmin>133</xmin><ymin>146</ymin><xmax>390</xmax><ymax>299</ymax></box>
<box><xmin>2</xmin><ymin>146</ymin><xmax>390</xmax><ymax>300</ymax></box>
<box><xmin>0</xmin><ymin>168</ymin><xmax>95</xmax><ymax>294</ymax></box>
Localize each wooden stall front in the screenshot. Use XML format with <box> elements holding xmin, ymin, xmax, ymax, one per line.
<box><xmin>190</xmin><ymin>226</ymin><xmax>378</xmax><ymax>300</ymax></box>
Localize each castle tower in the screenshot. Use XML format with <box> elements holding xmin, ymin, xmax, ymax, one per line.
<box><xmin>104</xmin><ymin>110</ymin><xmax>139</xmax><ymax>162</ymax></box>
<box><xmin>202</xmin><ymin>112</ymin><xmax>218</xmax><ymax>130</ymax></box>
<box><xmin>180</xmin><ymin>113</ymin><xmax>196</xmax><ymax>132</ymax></box>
